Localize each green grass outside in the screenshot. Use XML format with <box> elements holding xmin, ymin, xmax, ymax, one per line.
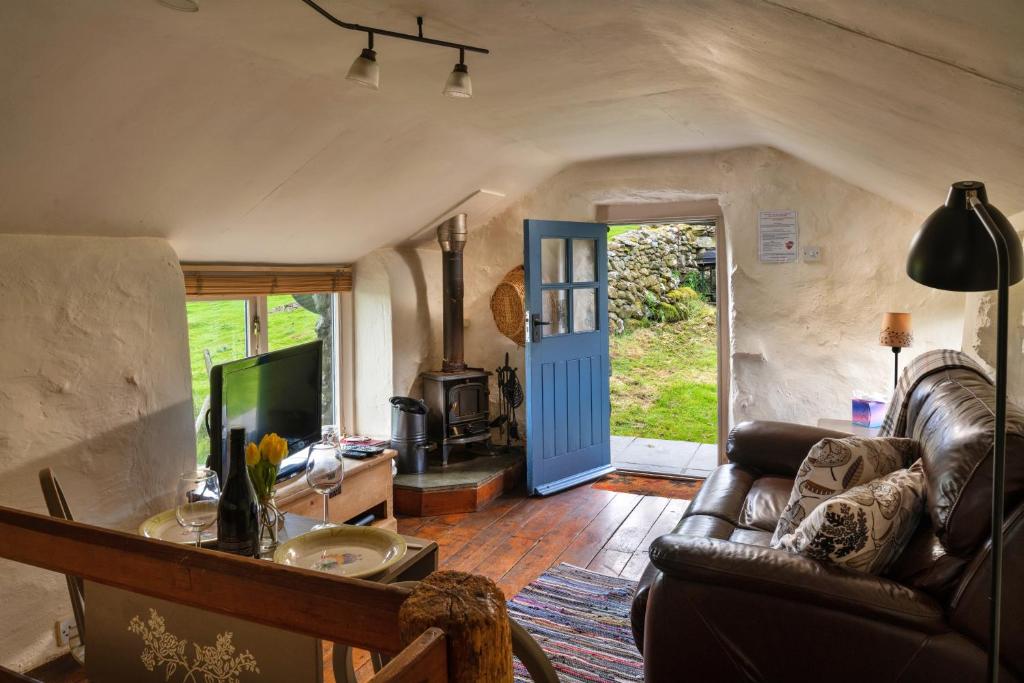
<box><xmin>609</xmin><ymin>306</ymin><xmax>718</xmax><ymax>443</ymax></box>
<box><xmin>607</xmin><ymin>224</ymin><xmax>641</xmax><ymax>240</ymax></box>
<box><xmin>186</xmin><ymin>295</ymin><xmax>323</xmax><ymax>460</ymax></box>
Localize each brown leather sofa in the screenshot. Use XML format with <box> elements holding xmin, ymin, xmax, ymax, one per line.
<box><xmin>631</xmin><ymin>367</ymin><xmax>1024</xmax><ymax>682</ymax></box>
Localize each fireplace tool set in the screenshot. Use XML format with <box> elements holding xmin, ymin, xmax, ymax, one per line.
<box><xmin>491</xmin><ymin>353</ymin><xmax>523</xmax><ymax>450</ymax></box>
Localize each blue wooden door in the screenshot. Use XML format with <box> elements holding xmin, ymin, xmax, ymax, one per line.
<box><xmin>524</xmin><ymin>220</ymin><xmax>614</xmax><ymax>495</ymax></box>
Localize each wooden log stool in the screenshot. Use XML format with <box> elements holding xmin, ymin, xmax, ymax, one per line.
<box><xmin>398</xmin><ymin>570</ymin><xmax>513</xmax><ymax>683</ymax></box>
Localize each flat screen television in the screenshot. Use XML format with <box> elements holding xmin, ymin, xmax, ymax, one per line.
<box><xmin>206</xmin><ymin>340</ymin><xmax>323</xmax><ymax>480</ymax></box>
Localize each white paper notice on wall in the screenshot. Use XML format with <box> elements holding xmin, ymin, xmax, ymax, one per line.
<box><xmin>758</xmin><ymin>210</ymin><xmax>799</xmax><ymax>263</ymax></box>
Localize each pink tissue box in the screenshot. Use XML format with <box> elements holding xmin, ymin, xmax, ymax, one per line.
<box><xmin>852</xmin><ymin>398</ymin><xmax>886</xmax><ymax>428</ymax></box>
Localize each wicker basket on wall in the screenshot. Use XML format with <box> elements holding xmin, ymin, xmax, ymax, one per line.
<box><xmin>490</xmin><ymin>265</ymin><xmax>526</xmax><ymax>346</ymax></box>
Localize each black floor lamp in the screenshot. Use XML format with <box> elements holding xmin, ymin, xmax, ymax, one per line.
<box><xmin>906</xmin><ymin>181</ymin><xmax>1023</xmax><ymax>682</ymax></box>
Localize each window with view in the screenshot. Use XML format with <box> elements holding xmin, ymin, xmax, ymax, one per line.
<box><xmin>186</xmin><ymin>293</ymin><xmax>338</xmax><ymax>464</ymax></box>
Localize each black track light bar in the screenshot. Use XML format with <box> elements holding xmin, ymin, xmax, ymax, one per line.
<box><xmin>298</xmin><ymin>0</ymin><xmax>490</xmax><ymax>55</ymax></box>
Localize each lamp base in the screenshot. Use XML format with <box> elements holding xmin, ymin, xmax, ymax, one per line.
<box><xmin>892</xmin><ymin>346</ymin><xmax>901</xmax><ymax>389</ymax></box>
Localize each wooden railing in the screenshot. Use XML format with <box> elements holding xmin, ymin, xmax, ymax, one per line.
<box><xmin>0</xmin><ymin>664</ymin><xmax>42</xmax><ymax>683</ymax></box>
<box><xmin>0</xmin><ymin>506</ymin><xmax>465</xmax><ymax>682</ymax></box>
<box><xmin>371</xmin><ymin>628</ymin><xmax>448</xmax><ymax>682</ymax></box>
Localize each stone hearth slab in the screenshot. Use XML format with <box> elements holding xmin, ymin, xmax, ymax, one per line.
<box><xmin>394</xmin><ymin>451</ymin><xmax>523</xmax><ymax>517</ymax></box>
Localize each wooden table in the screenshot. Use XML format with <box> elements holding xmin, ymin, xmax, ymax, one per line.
<box><xmin>275</xmin><ymin>514</ymin><xmax>439</xmax><ymax>683</ymax></box>
<box><xmin>21</xmin><ymin>505</ymin><xmax>438</xmax><ymax>683</ymax></box>
<box><xmin>105</xmin><ymin>513</ymin><xmax>438</xmax><ymax>683</ymax></box>
<box><xmin>274</xmin><ymin>514</ymin><xmax>438</xmax><ymax>583</ymax></box>
<box><xmin>276</xmin><ymin>449</ymin><xmax>399</xmax><ymax>531</ymax></box>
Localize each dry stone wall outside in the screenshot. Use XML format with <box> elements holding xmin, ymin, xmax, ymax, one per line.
<box><xmin>607</xmin><ymin>223</ymin><xmax>715</xmax><ymax>332</ymax></box>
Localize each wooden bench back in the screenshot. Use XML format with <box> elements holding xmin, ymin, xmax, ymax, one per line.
<box><xmin>0</xmin><ymin>505</ymin><xmax>446</xmax><ymax>682</ymax></box>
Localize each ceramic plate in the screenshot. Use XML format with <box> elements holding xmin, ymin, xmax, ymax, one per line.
<box><xmin>273</xmin><ymin>526</ymin><xmax>407</xmax><ymax>579</ymax></box>
<box><xmin>138</xmin><ymin>509</ymin><xmax>217</xmax><ymax>546</ymax></box>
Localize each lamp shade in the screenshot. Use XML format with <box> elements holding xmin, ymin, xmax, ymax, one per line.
<box><xmin>879</xmin><ymin>312</ymin><xmax>913</xmax><ymax>348</ymax></box>
<box><xmin>346</xmin><ymin>48</ymin><xmax>380</xmax><ymax>89</ymax></box>
<box><xmin>443</xmin><ymin>63</ymin><xmax>472</xmax><ymax>98</ymax></box>
<box><xmin>907</xmin><ymin>181</ymin><xmax>1024</xmax><ymax>292</ymax></box>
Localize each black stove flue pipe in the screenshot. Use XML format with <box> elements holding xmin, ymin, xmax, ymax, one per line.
<box><xmin>437</xmin><ymin>214</ymin><xmax>468</xmax><ymax>372</ymax></box>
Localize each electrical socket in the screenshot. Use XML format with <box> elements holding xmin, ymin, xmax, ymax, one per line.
<box><xmin>54</xmin><ymin>618</ymin><xmax>78</xmax><ymax>648</ymax></box>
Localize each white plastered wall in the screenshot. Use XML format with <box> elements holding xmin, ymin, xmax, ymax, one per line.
<box><xmin>962</xmin><ymin>210</ymin><xmax>1024</xmax><ymax>405</ymax></box>
<box><xmin>0</xmin><ymin>235</ymin><xmax>194</xmax><ymax>671</ymax></box>
<box><xmin>359</xmin><ymin>146</ymin><xmax>966</xmax><ymax>435</ymax></box>
<box><xmin>351</xmin><ymin>249</ymin><xmax>435</xmax><ymax>437</ymax></box>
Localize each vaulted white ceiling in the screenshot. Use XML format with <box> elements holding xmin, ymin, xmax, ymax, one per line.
<box><xmin>0</xmin><ymin>0</ymin><xmax>1021</xmax><ymax>262</ymax></box>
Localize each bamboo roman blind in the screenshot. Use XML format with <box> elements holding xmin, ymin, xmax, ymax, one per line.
<box><xmin>181</xmin><ymin>264</ymin><xmax>353</xmax><ymax>297</ymax></box>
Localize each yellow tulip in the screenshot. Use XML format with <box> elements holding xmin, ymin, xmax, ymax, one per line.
<box><xmin>245</xmin><ymin>442</ymin><xmax>260</xmax><ymax>467</ymax></box>
<box><xmin>272</xmin><ymin>436</ymin><xmax>288</xmax><ymax>465</ymax></box>
<box><xmin>260</xmin><ymin>433</ymin><xmax>287</xmax><ymax>466</ymax></box>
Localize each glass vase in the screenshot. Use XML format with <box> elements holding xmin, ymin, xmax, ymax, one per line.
<box><xmin>258</xmin><ymin>495</ymin><xmax>281</xmax><ymax>555</ymax></box>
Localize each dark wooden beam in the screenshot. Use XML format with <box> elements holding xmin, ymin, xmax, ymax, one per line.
<box><xmin>0</xmin><ymin>506</ymin><xmax>410</xmax><ymax>654</ymax></box>
<box><xmin>0</xmin><ymin>664</ymin><xmax>42</xmax><ymax>683</ymax></box>
<box><xmin>370</xmin><ymin>628</ymin><xmax>448</xmax><ymax>683</ymax></box>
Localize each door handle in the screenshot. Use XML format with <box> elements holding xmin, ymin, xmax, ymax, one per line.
<box><xmin>531</xmin><ymin>314</ymin><xmax>550</xmax><ymax>343</ymax></box>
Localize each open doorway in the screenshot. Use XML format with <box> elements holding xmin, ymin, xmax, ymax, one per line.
<box><xmin>606</xmin><ymin>219</ymin><xmax>721</xmax><ymax>478</ymax></box>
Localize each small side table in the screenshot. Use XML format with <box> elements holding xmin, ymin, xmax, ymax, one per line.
<box><xmin>817</xmin><ymin>418</ymin><xmax>881</xmax><ymax>438</ymax></box>
<box><xmin>274</xmin><ymin>514</ymin><xmax>439</xmax><ymax>683</ymax></box>
<box><xmin>276</xmin><ymin>449</ymin><xmax>399</xmax><ymax>531</ymax></box>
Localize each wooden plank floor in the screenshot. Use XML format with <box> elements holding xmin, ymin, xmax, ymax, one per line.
<box><xmin>397</xmin><ymin>483</ymin><xmax>689</xmax><ymax>594</ymax></box>
<box><xmin>336</xmin><ymin>483</ymin><xmax>691</xmax><ymax>681</ymax></box>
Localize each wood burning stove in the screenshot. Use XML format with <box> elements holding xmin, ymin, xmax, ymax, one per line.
<box><xmin>421</xmin><ymin>370</ymin><xmax>491</xmax><ymax>466</ymax></box>
<box><xmin>419</xmin><ymin>214</ymin><xmax>492</xmax><ymax>465</ymax></box>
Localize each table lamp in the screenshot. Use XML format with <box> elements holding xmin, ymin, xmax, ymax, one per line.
<box><xmin>906</xmin><ymin>180</ymin><xmax>1023</xmax><ymax>683</ymax></box>
<box><xmin>879</xmin><ymin>312</ymin><xmax>913</xmax><ymax>388</ymax></box>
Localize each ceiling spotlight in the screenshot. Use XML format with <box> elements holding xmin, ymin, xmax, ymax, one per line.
<box><xmin>443</xmin><ymin>50</ymin><xmax>472</xmax><ymax>99</ymax></box>
<box><xmin>297</xmin><ymin>2</ymin><xmax>489</xmax><ymax>96</ymax></box>
<box><xmin>346</xmin><ymin>34</ymin><xmax>380</xmax><ymax>90</ymax></box>
<box><xmin>157</xmin><ymin>0</ymin><xmax>199</xmax><ymax>11</ymax></box>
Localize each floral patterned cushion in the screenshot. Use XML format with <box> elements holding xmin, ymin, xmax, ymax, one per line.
<box><xmin>775</xmin><ymin>462</ymin><xmax>926</xmax><ymax>574</ymax></box>
<box><xmin>770</xmin><ymin>436</ymin><xmax>918</xmax><ymax>547</ymax></box>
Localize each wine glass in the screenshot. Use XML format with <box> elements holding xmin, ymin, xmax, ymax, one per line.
<box><xmin>175</xmin><ymin>468</ymin><xmax>220</xmax><ymax>548</ymax></box>
<box><xmin>306</xmin><ymin>442</ymin><xmax>344</xmax><ymax>530</ymax></box>
<box><xmin>321</xmin><ymin>424</ymin><xmax>341</xmax><ymax>448</ymax></box>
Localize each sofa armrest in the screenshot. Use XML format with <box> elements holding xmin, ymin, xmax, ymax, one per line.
<box><xmin>649</xmin><ymin>534</ymin><xmax>945</xmax><ymax>632</ymax></box>
<box><xmin>726</xmin><ymin>420</ymin><xmax>851</xmax><ymax>477</ymax></box>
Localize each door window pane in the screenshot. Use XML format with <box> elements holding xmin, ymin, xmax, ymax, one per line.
<box><xmin>186</xmin><ymin>299</ymin><xmax>248</xmax><ymax>463</ymax></box>
<box><xmin>268</xmin><ymin>293</ymin><xmax>337</xmax><ymax>429</ymax></box>
<box><xmin>572</xmin><ymin>239</ymin><xmax>597</xmax><ymax>282</ymax></box>
<box><xmin>542</xmin><ymin>289</ymin><xmax>569</xmax><ymax>337</ymax></box>
<box><xmin>573</xmin><ymin>288</ymin><xmax>598</xmax><ymax>333</ymax></box>
<box><xmin>541</xmin><ymin>239</ymin><xmax>567</xmax><ymax>284</ymax></box>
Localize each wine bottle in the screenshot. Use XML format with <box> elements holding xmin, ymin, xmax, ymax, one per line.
<box><xmin>217</xmin><ymin>427</ymin><xmax>259</xmax><ymax>557</ymax></box>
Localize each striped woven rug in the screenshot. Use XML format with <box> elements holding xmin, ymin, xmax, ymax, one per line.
<box><xmin>509</xmin><ymin>563</ymin><xmax>643</xmax><ymax>682</ymax></box>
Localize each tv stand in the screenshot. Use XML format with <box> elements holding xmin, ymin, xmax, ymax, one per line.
<box><xmin>275</xmin><ymin>449</ymin><xmax>398</xmax><ymax>531</ymax></box>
